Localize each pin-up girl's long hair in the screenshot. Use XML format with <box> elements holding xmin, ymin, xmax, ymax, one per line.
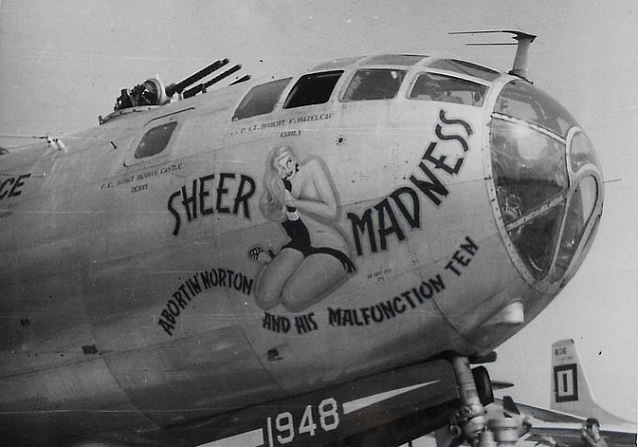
<box><xmin>259</xmin><ymin>145</ymin><xmax>293</xmax><ymax>221</ymax></box>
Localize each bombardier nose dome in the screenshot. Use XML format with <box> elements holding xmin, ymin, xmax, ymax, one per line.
<box><xmin>489</xmin><ymin>80</ymin><xmax>603</xmax><ymax>289</ymax></box>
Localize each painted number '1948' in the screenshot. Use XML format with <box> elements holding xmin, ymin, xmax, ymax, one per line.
<box><xmin>266</xmin><ymin>398</ymin><xmax>340</xmax><ymax>446</ymax></box>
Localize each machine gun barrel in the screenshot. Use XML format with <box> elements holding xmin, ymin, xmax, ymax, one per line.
<box><xmin>165</xmin><ymin>58</ymin><xmax>229</xmax><ymax>97</ymax></box>
<box><xmin>182</xmin><ymin>64</ymin><xmax>242</xmax><ymax>99</ymax></box>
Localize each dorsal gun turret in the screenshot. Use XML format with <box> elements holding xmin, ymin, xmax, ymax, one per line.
<box><xmin>112</xmin><ymin>58</ymin><xmax>251</xmax><ymax>112</ymax></box>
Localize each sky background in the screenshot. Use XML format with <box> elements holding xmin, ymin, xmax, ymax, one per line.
<box><xmin>1</xmin><ymin>0</ymin><xmax>636</xmax><ymax>423</ymax></box>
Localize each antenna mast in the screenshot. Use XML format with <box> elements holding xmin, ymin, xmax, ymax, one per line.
<box><xmin>450</xmin><ymin>30</ymin><xmax>537</xmax><ymax>81</ymax></box>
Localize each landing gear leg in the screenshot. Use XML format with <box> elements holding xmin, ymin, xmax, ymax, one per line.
<box><xmin>449</xmin><ymin>356</ymin><xmax>488</xmax><ymax>446</ymax></box>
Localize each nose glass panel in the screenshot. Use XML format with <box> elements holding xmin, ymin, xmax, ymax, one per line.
<box><xmin>551</xmin><ymin>176</ymin><xmax>598</xmax><ymax>282</ymax></box>
<box><xmin>491</xmin><ymin>117</ymin><xmax>568</xmax><ymax>279</ymax></box>
<box><xmin>491</xmin><ymin>119</ymin><xmax>568</xmax><ymax>224</ymax></box>
<box><xmin>569</xmin><ymin>132</ymin><xmax>600</xmax><ymax>173</ymax></box>
<box><xmin>490</xmin><ymin>80</ymin><xmax>603</xmax><ymax>284</ymax></box>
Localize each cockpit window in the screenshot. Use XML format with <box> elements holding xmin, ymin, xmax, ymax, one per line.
<box><xmin>409</xmin><ymin>73</ymin><xmax>488</xmax><ymax>107</ymax></box>
<box><xmin>428</xmin><ymin>59</ymin><xmax>500</xmax><ymax>82</ymax></box>
<box><xmin>134</xmin><ymin>122</ymin><xmax>177</xmax><ymax>159</ymax></box>
<box><xmin>342</xmin><ymin>69</ymin><xmax>406</xmax><ymax>101</ymax></box>
<box><xmin>233</xmin><ymin>78</ymin><xmax>291</xmax><ymax>121</ymax></box>
<box><xmin>283</xmin><ymin>71</ymin><xmax>343</xmax><ymax>109</ymax></box>
<box><xmin>495</xmin><ymin>80</ymin><xmax>579</xmax><ymax>137</ymax></box>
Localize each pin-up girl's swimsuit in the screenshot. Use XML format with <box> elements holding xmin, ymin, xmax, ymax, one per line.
<box><xmin>281</xmin><ymin>179</ymin><xmax>355</xmax><ymax>273</ymax></box>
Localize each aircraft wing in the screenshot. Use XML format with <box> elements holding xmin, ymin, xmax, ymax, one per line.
<box><xmin>494</xmin><ymin>397</ymin><xmax>637</xmax><ymax>447</ymax></box>
<box><xmin>525</xmin><ymin>422</ymin><xmax>638</xmax><ymax>447</ymax></box>
<box><xmin>495</xmin><ymin>397</ymin><xmax>584</xmax><ymax>423</ymax></box>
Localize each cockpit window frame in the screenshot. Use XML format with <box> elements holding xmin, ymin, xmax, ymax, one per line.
<box><xmin>361</xmin><ymin>54</ymin><xmax>427</xmax><ymax>67</ymax></box>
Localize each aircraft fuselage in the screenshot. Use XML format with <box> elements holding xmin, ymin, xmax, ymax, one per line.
<box><xmin>0</xmin><ymin>53</ymin><xmax>603</xmax><ymax>446</ymax></box>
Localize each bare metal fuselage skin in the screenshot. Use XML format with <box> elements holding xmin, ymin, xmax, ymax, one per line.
<box><xmin>0</xmin><ymin>54</ymin><xmax>603</xmax><ymax>446</ymax></box>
